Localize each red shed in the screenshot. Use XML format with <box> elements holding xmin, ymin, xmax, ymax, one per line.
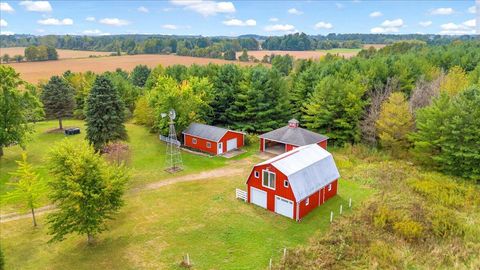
<box><xmin>182</xmin><ymin>123</ymin><xmax>245</xmax><ymax>155</ymax></box>
<box><xmin>246</xmin><ymin>144</ymin><xmax>340</xmax><ymax>221</ymax></box>
<box><xmin>259</xmin><ymin>119</ymin><xmax>328</xmax><ymax>154</ymax></box>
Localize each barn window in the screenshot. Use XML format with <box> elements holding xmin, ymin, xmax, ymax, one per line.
<box><xmin>305</xmin><ymin>198</ymin><xmax>310</xmax><ymax>206</ymax></box>
<box><xmin>192</xmin><ymin>138</ymin><xmax>197</xmax><ymax>144</ymax></box>
<box><xmin>254</xmin><ymin>171</ymin><xmax>259</xmax><ymax>178</ymax></box>
<box><xmin>262</xmin><ymin>170</ymin><xmax>276</xmax><ymax>189</ymax></box>
<box><xmin>206</xmin><ymin>142</ymin><xmax>211</xmax><ymax>148</ymax></box>
<box><xmin>328</xmin><ymin>184</ymin><xmax>332</xmax><ymax>191</ymax></box>
<box><xmin>284</xmin><ymin>180</ymin><xmax>289</xmax><ymax>188</ymax></box>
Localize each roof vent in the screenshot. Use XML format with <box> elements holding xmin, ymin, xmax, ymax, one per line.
<box><xmin>288</xmin><ymin>119</ymin><xmax>299</xmax><ymax>128</ymax></box>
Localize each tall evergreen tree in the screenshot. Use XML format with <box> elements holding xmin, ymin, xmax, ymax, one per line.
<box><xmin>46</xmin><ymin>140</ymin><xmax>128</xmax><ymax>244</ymax></box>
<box><xmin>85</xmin><ymin>75</ymin><xmax>127</xmax><ymax>151</ymax></box>
<box><xmin>0</xmin><ymin>66</ymin><xmax>33</xmax><ymax>157</ymax></box>
<box><xmin>130</xmin><ymin>65</ymin><xmax>151</xmax><ymax>87</ymax></box>
<box><xmin>40</xmin><ymin>76</ymin><xmax>75</xmax><ymax>129</ymax></box>
<box><xmin>303</xmin><ymin>75</ymin><xmax>367</xmax><ymax>145</ymax></box>
<box><xmin>211</xmin><ymin>64</ymin><xmax>244</xmax><ymax>126</ymax></box>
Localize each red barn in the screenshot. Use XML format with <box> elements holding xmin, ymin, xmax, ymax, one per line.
<box><xmin>259</xmin><ymin>119</ymin><xmax>328</xmax><ymax>154</ymax></box>
<box><xmin>246</xmin><ymin>143</ymin><xmax>340</xmax><ymax>221</ymax></box>
<box><xmin>182</xmin><ymin>123</ymin><xmax>245</xmax><ymax>155</ymax></box>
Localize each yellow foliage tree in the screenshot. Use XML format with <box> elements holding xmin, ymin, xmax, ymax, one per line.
<box><xmin>440</xmin><ymin>66</ymin><xmax>469</xmax><ymax>96</ymax></box>
<box><xmin>376</xmin><ymin>92</ymin><xmax>414</xmax><ymax>155</ymax></box>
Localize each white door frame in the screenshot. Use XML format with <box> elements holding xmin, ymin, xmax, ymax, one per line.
<box><xmin>218</xmin><ymin>142</ymin><xmax>223</xmax><ymax>155</ymax></box>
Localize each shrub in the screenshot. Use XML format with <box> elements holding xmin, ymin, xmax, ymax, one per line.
<box><xmin>373</xmin><ymin>205</ymin><xmax>403</xmax><ymax>229</ymax></box>
<box><xmin>393</xmin><ymin>220</ymin><xmax>424</xmax><ymax>240</ymax></box>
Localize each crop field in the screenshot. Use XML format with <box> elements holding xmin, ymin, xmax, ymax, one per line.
<box><xmin>239</xmin><ymin>48</ymin><xmax>361</xmax><ymax>60</ymax></box>
<box><xmin>2</xmin><ymin>54</ymin><xmax>257</xmax><ymax>83</ymax></box>
<box><xmin>0</xmin><ymin>47</ymin><xmax>113</xmax><ymax>59</ymax></box>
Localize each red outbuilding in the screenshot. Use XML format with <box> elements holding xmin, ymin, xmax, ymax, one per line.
<box><xmin>259</xmin><ymin>119</ymin><xmax>328</xmax><ymax>154</ymax></box>
<box><xmin>246</xmin><ymin>143</ymin><xmax>340</xmax><ymax>221</ymax></box>
<box><xmin>182</xmin><ymin>123</ymin><xmax>245</xmax><ymax>155</ymax></box>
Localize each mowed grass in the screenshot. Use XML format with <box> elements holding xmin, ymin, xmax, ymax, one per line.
<box><xmin>0</xmin><ymin>119</ymin><xmax>227</xmax><ymax>213</ymax></box>
<box><xmin>0</xmin><ymin>174</ymin><xmax>371</xmax><ymax>270</ymax></box>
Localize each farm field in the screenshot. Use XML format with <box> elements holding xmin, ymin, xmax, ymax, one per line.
<box><xmin>239</xmin><ymin>48</ymin><xmax>361</xmax><ymax>60</ymax></box>
<box><xmin>0</xmin><ymin>119</ymin><xmax>372</xmax><ymax>269</ymax></box>
<box><xmin>0</xmin><ymin>47</ymin><xmax>113</xmax><ymax>59</ymax></box>
<box><xmin>2</xmin><ymin>54</ymin><xmax>256</xmax><ymax>83</ymax></box>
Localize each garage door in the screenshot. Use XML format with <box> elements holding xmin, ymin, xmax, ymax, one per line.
<box><xmin>275</xmin><ymin>196</ymin><xmax>294</xmax><ymax>219</ymax></box>
<box><xmin>226</xmin><ymin>138</ymin><xmax>237</xmax><ymax>151</ymax></box>
<box><xmin>250</xmin><ymin>187</ymin><xmax>267</xmax><ymax>209</ymax></box>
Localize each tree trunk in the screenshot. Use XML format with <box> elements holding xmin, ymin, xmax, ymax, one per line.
<box><xmin>0</xmin><ymin>146</ymin><xmax>3</xmax><ymax>157</ymax></box>
<box><xmin>58</xmin><ymin>118</ymin><xmax>63</xmax><ymax>130</ymax></box>
<box><xmin>31</xmin><ymin>207</ymin><xmax>37</xmax><ymax>227</ymax></box>
<box><xmin>87</xmin><ymin>233</ymin><xmax>94</xmax><ymax>245</ymax></box>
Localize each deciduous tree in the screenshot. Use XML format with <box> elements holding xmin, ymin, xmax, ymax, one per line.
<box><xmin>376</xmin><ymin>92</ymin><xmax>414</xmax><ymax>155</ymax></box>
<box><xmin>40</xmin><ymin>76</ymin><xmax>75</xmax><ymax>129</ymax></box>
<box><xmin>46</xmin><ymin>140</ymin><xmax>128</xmax><ymax>244</ymax></box>
<box><xmin>2</xmin><ymin>153</ymin><xmax>45</xmax><ymax>227</ymax></box>
<box><xmin>440</xmin><ymin>66</ymin><xmax>469</xmax><ymax>96</ymax></box>
<box><xmin>85</xmin><ymin>75</ymin><xmax>127</xmax><ymax>151</ymax></box>
<box><xmin>130</xmin><ymin>65</ymin><xmax>151</xmax><ymax>87</ymax></box>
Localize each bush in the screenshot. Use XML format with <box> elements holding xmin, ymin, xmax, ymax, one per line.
<box><xmin>393</xmin><ymin>220</ymin><xmax>424</xmax><ymax>240</ymax></box>
<box><xmin>373</xmin><ymin>205</ymin><xmax>403</xmax><ymax>229</ymax></box>
<box><xmin>244</xmin><ymin>133</ymin><xmax>258</xmax><ymax>146</ymax></box>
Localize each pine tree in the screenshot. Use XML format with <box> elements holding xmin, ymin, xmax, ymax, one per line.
<box><xmin>130</xmin><ymin>65</ymin><xmax>151</xmax><ymax>87</ymax></box>
<box><xmin>46</xmin><ymin>140</ymin><xmax>128</xmax><ymax>244</ymax></box>
<box><xmin>2</xmin><ymin>153</ymin><xmax>45</xmax><ymax>227</ymax></box>
<box><xmin>85</xmin><ymin>75</ymin><xmax>127</xmax><ymax>151</ymax></box>
<box><xmin>211</xmin><ymin>64</ymin><xmax>244</xmax><ymax>126</ymax></box>
<box><xmin>376</xmin><ymin>92</ymin><xmax>414</xmax><ymax>155</ymax></box>
<box><xmin>40</xmin><ymin>76</ymin><xmax>75</xmax><ymax>129</ymax></box>
<box><xmin>411</xmin><ymin>87</ymin><xmax>480</xmax><ymax>180</ymax></box>
<box><xmin>303</xmin><ymin>75</ymin><xmax>367</xmax><ymax>145</ymax></box>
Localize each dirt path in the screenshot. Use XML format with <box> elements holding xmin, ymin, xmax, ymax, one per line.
<box><xmin>0</xmin><ymin>160</ymin><xmax>253</xmax><ymax>223</ymax></box>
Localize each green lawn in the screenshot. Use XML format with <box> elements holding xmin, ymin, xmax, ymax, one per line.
<box><xmin>0</xmin><ymin>120</ymin><xmax>229</xmax><ymax>213</ymax></box>
<box><xmin>0</xmin><ymin>175</ymin><xmax>371</xmax><ymax>269</ymax></box>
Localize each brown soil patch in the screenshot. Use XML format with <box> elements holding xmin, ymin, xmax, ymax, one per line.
<box><xmin>3</xmin><ymin>54</ymin><xmax>257</xmax><ymax>84</ymax></box>
<box><xmin>0</xmin><ymin>47</ymin><xmax>112</xmax><ymax>59</ymax></box>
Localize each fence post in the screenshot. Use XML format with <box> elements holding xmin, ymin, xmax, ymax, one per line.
<box><xmin>340</xmin><ymin>204</ymin><xmax>343</xmax><ymax>215</ymax></box>
<box><xmin>349</xmin><ymin>198</ymin><xmax>352</xmax><ymax>208</ymax></box>
<box><xmin>283</xmin><ymin>248</ymin><xmax>287</xmax><ymax>259</ymax></box>
<box><xmin>187</xmin><ymin>253</ymin><xmax>190</xmax><ymax>265</ymax></box>
<box><xmin>269</xmin><ymin>258</ymin><xmax>272</xmax><ymax>269</ymax></box>
<box><xmin>330</xmin><ymin>211</ymin><xmax>333</xmax><ymax>223</ymax></box>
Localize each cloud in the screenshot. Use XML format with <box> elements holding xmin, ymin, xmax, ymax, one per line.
<box><xmin>0</xmin><ymin>30</ymin><xmax>15</xmax><ymax>35</ymax></box>
<box><xmin>137</xmin><ymin>6</ymin><xmax>149</xmax><ymax>13</ymax></box>
<box><xmin>264</xmin><ymin>24</ymin><xmax>295</xmax><ymax>32</ymax></box>
<box><xmin>83</xmin><ymin>29</ymin><xmax>110</xmax><ymax>36</ymax></box>
<box><xmin>335</xmin><ymin>3</ymin><xmax>344</xmax><ymax>9</ymax></box>
<box><xmin>85</xmin><ymin>16</ymin><xmax>95</xmax><ymax>22</ymax></box>
<box><xmin>19</xmin><ymin>1</ymin><xmax>52</xmax><ymax>12</ymax></box>
<box><xmin>369</xmin><ymin>11</ymin><xmax>382</xmax><ymax>17</ymax></box>
<box><xmin>431</xmin><ymin>7</ymin><xmax>454</xmax><ymax>15</ymax></box>
<box><xmin>288</xmin><ymin>8</ymin><xmax>303</xmax><ymax>15</ymax></box>
<box><xmin>38</xmin><ymin>18</ymin><xmax>73</xmax><ymax>25</ymax></box>
<box><xmin>99</xmin><ymin>18</ymin><xmax>130</xmax><ymax>26</ymax></box>
<box><xmin>269</xmin><ymin>17</ymin><xmax>279</xmax><ymax>22</ymax></box>
<box><xmin>170</xmin><ymin>0</ymin><xmax>235</xmax><ymax>16</ymax></box>
<box><xmin>419</xmin><ymin>21</ymin><xmax>432</xmax><ymax>27</ymax></box>
<box><xmin>162</xmin><ymin>24</ymin><xmax>178</xmax><ymax>30</ymax></box>
<box><xmin>468</xmin><ymin>6</ymin><xmax>476</xmax><ymax>14</ymax></box>
<box><xmin>439</xmin><ymin>19</ymin><xmax>476</xmax><ymax>35</ymax></box>
<box><xmin>314</xmin><ymin>21</ymin><xmax>333</xmax><ymax>29</ymax></box>
<box><xmin>1</xmin><ymin>2</ymin><xmax>15</xmax><ymax>13</ymax></box>
<box><xmin>223</xmin><ymin>18</ymin><xmax>256</xmax><ymax>26</ymax></box>
<box><xmin>0</xmin><ymin>19</ymin><xmax>7</xmax><ymax>27</ymax></box>
<box><xmin>370</xmin><ymin>19</ymin><xmax>404</xmax><ymax>33</ymax></box>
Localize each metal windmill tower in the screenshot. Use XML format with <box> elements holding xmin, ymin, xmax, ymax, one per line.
<box><xmin>160</xmin><ymin>109</ymin><xmax>183</xmax><ymax>173</ymax></box>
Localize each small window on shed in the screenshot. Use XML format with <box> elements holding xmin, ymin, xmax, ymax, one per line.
<box><xmin>206</xmin><ymin>142</ymin><xmax>211</xmax><ymax>148</ymax></box>
<box><xmin>192</xmin><ymin>138</ymin><xmax>197</xmax><ymax>144</ymax></box>
<box><xmin>254</xmin><ymin>171</ymin><xmax>259</xmax><ymax>178</ymax></box>
<box><xmin>328</xmin><ymin>184</ymin><xmax>332</xmax><ymax>191</ymax></box>
<box><xmin>305</xmin><ymin>198</ymin><xmax>310</xmax><ymax>206</ymax></box>
<box><xmin>284</xmin><ymin>180</ymin><xmax>289</xmax><ymax>188</ymax></box>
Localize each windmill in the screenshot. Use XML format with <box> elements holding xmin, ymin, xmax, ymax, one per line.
<box><xmin>159</xmin><ymin>109</ymin><xmax>183</xmax><ymax>173</ymax></box>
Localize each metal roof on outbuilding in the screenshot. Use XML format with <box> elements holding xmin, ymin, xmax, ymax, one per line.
<box><xmin>258</xmin><ymin>144</ymin><xmax>340</xmax><ymax>202</ymax></box>
<box><xmin>259</xmin><ymin>124</ymin><xmax>328</xmax><ymax>146</ymax></box>
<box><xmin>182</xmin><ymin>123</ymin><xmax>244</xmax><ymax>142</ymax></box>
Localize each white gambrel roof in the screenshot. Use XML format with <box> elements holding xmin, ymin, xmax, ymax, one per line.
<box><xmin>258</xmin><ymin>144</ymin><xmax>340</xmax><ymax>202</ymax></box>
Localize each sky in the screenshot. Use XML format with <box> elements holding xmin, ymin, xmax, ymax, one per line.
<box><xmin>0</xmin><ymin>1</ymin><xmax>478</xmax><ymax>36</ymax></box>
